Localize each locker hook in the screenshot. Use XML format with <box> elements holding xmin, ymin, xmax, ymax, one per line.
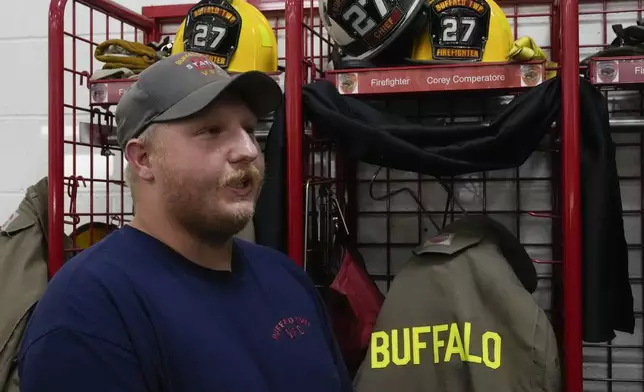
<box><xmin>64</xmin><ymin>176</ymin><xmax>86</xmax><ymax>226</ymax></box>
<box><xmin>320</xmin><ymin>186</ymin><xmax>349</xmax><ymax>236</ymax></box>
<box><xmin>367</xmin><ymin>166</ymin><xmax>469</xmax><ymax>231</ymax></box>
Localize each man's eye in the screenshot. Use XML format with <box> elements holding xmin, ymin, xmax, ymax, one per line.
<box><xmin>197</xmin><ymin>127</ymin><xmax>220</xmax><ymax>135</ymax></box>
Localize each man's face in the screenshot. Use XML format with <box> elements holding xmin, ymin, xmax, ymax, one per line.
<box><xmin>149</xmin><ymin>96</ymin><xmax>264</xmax><ymax>243</ymax></box>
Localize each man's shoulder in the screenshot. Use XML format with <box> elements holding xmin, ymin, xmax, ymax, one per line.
<box><xmin>36</xmin><ymin>249</ymin><xmax>116</xmax><ymax>301</ymax></box>
<box><xmin>236</xmin><ymin>239</ymin><xmax>298</xmax><ymax>265</ymax></box>
<box><xmin>51</xmin><ymin>230</ymin><xmax>133</xmax><ymax>289</ymax></box>
<box><xmin>18</xmin><ymin>239</ymin><xmax>149</xmax><ymax>384</ymax></box>
<box><xmin>235</xmin><ymin>239</ymin><xmax>310</xmax><ymax>280</ymax></box>
<box><xmin>23</xmin><ymin>233</ymin><xmax>140</xmax><ymax>340</ymax></box>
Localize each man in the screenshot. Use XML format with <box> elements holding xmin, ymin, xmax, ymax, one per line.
<box><xmin>18</xmin><ymin>52</ymin><xmax>352</xmax><ymax>391</ymax></box>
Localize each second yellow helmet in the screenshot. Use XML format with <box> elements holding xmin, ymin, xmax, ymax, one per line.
<box><xmin>410</xmin><ymin>0</ymin><xmax>513</xmax><ymax>63</ymax></box>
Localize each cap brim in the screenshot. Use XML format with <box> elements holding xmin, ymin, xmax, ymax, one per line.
<box><xmin>153</xmin><ymin>71</ymin><xmax>282</xmax><ymax>122</ymax></box>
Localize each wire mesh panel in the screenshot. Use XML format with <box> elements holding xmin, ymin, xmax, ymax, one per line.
<box><xmin>48</xmin><ymin>0</ymin><xmax>152</xmax><ymax>276</ymax></box>
<box><xmin>578</xmin><ymin>1</ymin><xmax>644</xmax><ymax>389</ymax></box>
<box><xmin>301</xmin><ymin>90</ymin><xmax>568</xmax><ymax>378</ymax></box>
<box><xmin>48</xmin><ymin>0</ymin><xmax>286</xmax><ymax>277</ymax></box>
<box><xmin>296</xmin><ymin>0</ymin><xmax>563</xmax><ymax>297</ymax></box>
<box><xmin>348</xmin><ymin>93</ymin><xmax>562</xmax><ymax>295</ymax></box>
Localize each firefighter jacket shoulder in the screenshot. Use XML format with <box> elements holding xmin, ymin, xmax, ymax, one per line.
<box><xmin>353</xmin><ymin>216</ymin><xmax>561</xmax><ymax>392</ymax></box>
<box><xmin>0</xmin><ymin>177</ymin><xmax>71</xmax><ymax>392</ymax></box>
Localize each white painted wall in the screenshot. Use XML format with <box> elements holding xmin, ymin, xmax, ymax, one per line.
<box><xmin>0</xmin><ymin>0</ymin><xmax>196</xmax><ymax>224</ymax></box>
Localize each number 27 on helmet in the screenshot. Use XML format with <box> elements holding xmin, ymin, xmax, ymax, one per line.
<box><xmin>172</xmin><ymin>0</ymin><xmax>279</xmax><ymax>74</ymax></box>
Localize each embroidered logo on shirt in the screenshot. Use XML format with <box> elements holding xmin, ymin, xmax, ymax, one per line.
<box><xmin>272</xmin><ymin>316</ymin><xmax>311</xmax><ymax>340</ymax></box>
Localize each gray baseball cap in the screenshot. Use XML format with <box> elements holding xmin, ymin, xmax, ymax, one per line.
<box><xmin>115</xmin><ymin>52</ymin><xmax>283</xmax><ymax>150</ymax></box>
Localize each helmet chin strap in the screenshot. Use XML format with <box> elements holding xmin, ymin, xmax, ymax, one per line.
<box><xmin>331</xmin><ymin>51</ymin><xmax>379</xmax><ymax>70</ymax></box>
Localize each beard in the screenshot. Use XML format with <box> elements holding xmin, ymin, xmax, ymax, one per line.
<box><xmin>159</xmin><ymin>161</ymin><xmax>264</xmax><ymax>245</ymax></box>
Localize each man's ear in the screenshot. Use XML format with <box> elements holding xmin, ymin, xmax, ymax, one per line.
<box><xmin>124</xmin><ymin>138</ymin><xmax>154</xmax><ymax>182</ymax></box>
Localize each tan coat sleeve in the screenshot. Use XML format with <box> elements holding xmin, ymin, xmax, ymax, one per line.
<box><xmin>0</xmin><ymin>210</ymin><xmax>49</xmax><ymax>392</ymax></box>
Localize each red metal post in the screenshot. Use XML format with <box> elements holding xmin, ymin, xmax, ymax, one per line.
<box><xmin>284</xmin><ymin>0</ymin><xmax>305</xmax><ymax>266</ymax></box>
<box><xmin>48</xmin><ymin>0</ymin><xmax>66</xmax><ymax>279</ymax></box>
<box><xmin>560</xmin><ymin>0</ymin><xmax>583</xmax><ymax>389</ymax></box>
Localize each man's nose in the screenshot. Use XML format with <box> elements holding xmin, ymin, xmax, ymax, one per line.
<box><xmin>228</xmin><ymin>128</ymin><xmax>260</xmax><ymax>162</ymax></box>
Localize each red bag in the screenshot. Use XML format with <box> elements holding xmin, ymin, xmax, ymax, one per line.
<box><xmin>328</xmin><ymin>244</ymin><xmax>384</xmax><ymax>379</ymax></box>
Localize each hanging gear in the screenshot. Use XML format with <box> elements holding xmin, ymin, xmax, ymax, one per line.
<box><xmin>301</xmin><ymin>76</ymin><xmax>634</xmax><ymax>343</ymax></box>
<box><xmin>408</xmin><ymin>0</ymin><xmax>513</xmax><ymax>63</ymax></box>
<box><xmin>327</xmin><ymin>237</ymin><xmax>384</xmax><ymax>380</ymax></box>
<box><xmin>583</xmin><ymin>21</ymin><xmax>644</xmax><ymax>60</ymax></box>
<box><xmin>94</xmin><ymin>39</ymin><xmax>159</xmax><ymax>73</ymax></box>
<box><xmin>509</xmin><ymin>36</ymin><xmax>547</xmax><ymax>61</ymax></box>
<box><xmin>319</xmin><ymin>0</ymin><xmax>426</xmax><ymax>61</ymax></box>
<box><xmin>172</xmin><ymin>0</ymin><xmax>278</xmax><ymax>73</ymax></box>
<box><xmin>578</xmin><ymin>21</ymin><xmax>644</xmax><ymax>80</ymax></box>
<box><xmin>509</xmin><ymin>36</ymin><xmax>558</xmax><ymax>79</ymax></box>
<box><xmin>310</xmin><ymin>188</ymin><xmax>384</xmax><ymax>380</ymax></box>
<box><xmin>353</xmin><ymin>216</ymin><xmax>559</xmax><ymax>392</ymax></box>
<box><xmin>580</xmin><ymin>21</ymin><xmax>644</xmax><ymax>67</ymax></box>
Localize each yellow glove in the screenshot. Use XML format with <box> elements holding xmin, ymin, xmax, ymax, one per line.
<box><xmin>509</xmin><ymin>36</ymin><xmax>547</xmax><ymax>61</ymax></box>
<box><xmin>509</xmin><ymin>36</ymin><xmax>558</xmax><ymax>80</ymax></box>
<box><xmin>95</xmin><ymin>39</ymin><xmax>157</xmax><ymax>72</ymax></box>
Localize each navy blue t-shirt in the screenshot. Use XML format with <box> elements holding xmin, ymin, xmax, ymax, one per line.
<box><xmin>18</xmin><ymin>226</ymin><xmax>352</xmax><ymax>392</ymax></box>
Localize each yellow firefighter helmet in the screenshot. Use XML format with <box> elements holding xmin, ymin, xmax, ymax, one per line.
<box><xmin>172</xmin><ymin>0</ymin><xmax>278</xmax><ymax>73</ymax></box>
<box><xmin>410</xmin><ymin>0</ymin><xmax>513</xmax><ymax>63</ymax></box>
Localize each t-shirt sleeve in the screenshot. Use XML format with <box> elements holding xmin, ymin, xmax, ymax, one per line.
<box><xmin>19</xmin><ymin>327</ymin><xmax>150</xmax><ymax>392</ymax></box>
<box><xmin>16</xmin><ymin>252</ymin><xmax>160</xmax><ymax>392</ymax></box>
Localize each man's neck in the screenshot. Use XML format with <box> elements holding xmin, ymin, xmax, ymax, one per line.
<box><xmin>129</xmin><ymin>211</ymin><xmax>233</xmax><ymax>272</ymax></box>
